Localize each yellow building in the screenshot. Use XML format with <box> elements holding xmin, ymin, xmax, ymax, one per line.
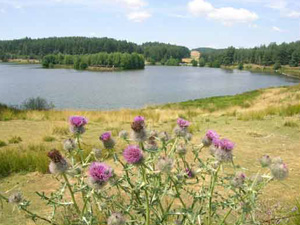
<box><xmin>181</xmin><ymin>50</ymin><xmax>201</xmax><ymax>64</ymax></box>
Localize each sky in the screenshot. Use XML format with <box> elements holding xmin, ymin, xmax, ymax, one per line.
<box><xmin>0</xmin><ymin>0</ymin><xmax>299</xmax><ymax>49</ymax></box>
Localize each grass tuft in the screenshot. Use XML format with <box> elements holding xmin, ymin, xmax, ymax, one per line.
<box><xmin>8</xmin><ymin>136</ymin><xmax>22</xmax><ymax>144</ymax></box>
<box><xmin>52</xmin><ymin>126</ymin><xmax>69</xmax><ymax>135</ymax></box>
<box><xmin>43</xmin><ymin>136</ymin><xmax>56</xmax><ymax>142</ymax></box>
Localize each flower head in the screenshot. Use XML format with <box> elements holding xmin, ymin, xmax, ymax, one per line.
<box><xmin>47</xmin><ymin>149</ymin><xmax>68</xmax><ymax>174</ymax></box>
<box><xmin>69</xmin><ymin>116</ymin><xmax>87</xmax><ymax>127</ymax></box>
<box><xmin>119</xmin><ymin>130</ymin><xmax>128</xmax><ymax>139</ymax></box>
<box><xmin>219</xmin><ymin>138</ymin><xmax>234</xmax><ymax>151</ymax></box>
<box><xmin>176</xmin><ymin>144</ymin><xmax>187</xmax><ymax>155</ymax></box>
<box><xmin>185</xmin><ymin>168</ymin><xmax>195</xmax><ymax>178</ymax></box>
<box><xmin>123</xmin><ymin>145</ymin><xmax>143</xmax><ymax>164</ymax></box>
<box><xmin>177</xmin><ymin>118</ymin><xmax>190</xmax><ymax>128</ymax></box>
<box><xmin>8</xmin><ymin>192</ymin><xmax>22</xmax><ymax>204</ymax></box>
<box><xmin>157</xmin><ymin>156</ymin><xmax>174</xmax><ymax>173</ymax></box>
<box><xmin>69</xmin><ymin>116</ymin><xmax>87</xmax><ymax>134</ymax></box>
<box><xmin>89</xmin><ymin>162</ymin><xmax>113</xmax><ymax>188</ymax></box>
<box><xmin>107</xmin><ymin>212</ymin><xmax>126</xmax><ymax>225</ymax></box>
<box><xmin>99</xmin><ymin>132</ymin><xmax>115</xmax><ymax>149</ymax></box>
<box><xmin>63</xmin><ymin>139</ymin><xmax>76</xmax><ymax>152</ymax></box>
<box><xmin>159</xmin><ymin>131</ymin><xmax>169</xmax><ymax>142</ymax></box>
<box><xmin>134</xmin><ymin>116</ymin><xmax>145</xmax><ymax>123</ymax></box>
<box><xmin>260</xmin><ymin>155</ymin><xmax>272</xmax><ymax>168</ymax></box>
<box><xmin>100</xmin><ymin>132</ymin><xmax>112</xmax><ymax>141</ymax></box>
<box><xmin>202</xmin><ymin>130</ymin><xmax>219</xmax><ymax>146</ymax></box>
<box><xmin>270</xmin><ymin>162</ymin><xmax>289</xmax><ymax>180</ymax></box>
<box><xmin>231</xmin><ymin>172</ymin><xmax>246</xmax><ymax>188</ymax></box>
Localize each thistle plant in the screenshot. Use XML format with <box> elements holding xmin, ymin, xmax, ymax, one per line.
<box><xmin>0</xmin><ymin>116</ymin><xmax>290</xmax><ymax>225</ymax></box>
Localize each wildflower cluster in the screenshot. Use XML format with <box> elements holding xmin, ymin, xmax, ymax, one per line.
<box><xmin>0</xmin><ymin>116</ymin><xmax>289</xmax><ymax>225</ymax></box>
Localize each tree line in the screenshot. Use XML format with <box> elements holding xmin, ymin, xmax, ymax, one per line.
<box><xmin>42</xmin><ymin>52</ymin><xmax>145</xmax><ymax>70</ymax></box>
<box><xmin>0</xmin><ymin>37</ymin><xmax>189</xmax><ymax>63</ymax></box>
<box><xmin>199</xmin><ymin>41</ymin><xmax>300</xmax><ymax>68</ymax></box>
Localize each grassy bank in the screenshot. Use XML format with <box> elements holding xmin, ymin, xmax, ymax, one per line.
<box><xmin>0</xmin><ymin>84</ymin><xmax>300</xmax><ymax>224</ymax></box>
<box><xmin>222</xmin><ymin>64</ymin><xmax>300</xmax><ymax>78</ymax></box>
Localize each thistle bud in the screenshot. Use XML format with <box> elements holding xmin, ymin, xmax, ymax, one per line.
<box><xmin>8</xmin><ymin>192</ymin><xmax>22</xmax><ymax>204</ymax></box>
<box><xmin>107</xmin><ymin>213</ymin><xmax>126</xmax><ymax>225</ymax></box>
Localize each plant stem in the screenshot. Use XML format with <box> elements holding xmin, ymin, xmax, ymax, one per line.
<box><xmin>62</xmin><ymin>173</ymin><xmax>81</xmax><ymax>215</ymax></box>
<box><xmin>142</xmin><ymin>166</ymin><xmax>150</xmax><ymax>225</ymax></box>
<box><xmin>208</xmin><ymin>165</ymin><xmax>221</xmax><ymax>225</ymax></box>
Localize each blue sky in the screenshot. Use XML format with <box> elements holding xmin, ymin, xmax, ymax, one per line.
<box><xmin>0</xmin><ymin>0</ymin><xmax>299</xmax><ymax>49</ymax></box>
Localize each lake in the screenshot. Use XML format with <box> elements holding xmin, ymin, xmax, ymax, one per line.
<box><xmin>0</xmin><ymin>63</ymin><xmax>298</xmax><ymax>110</ymax></box>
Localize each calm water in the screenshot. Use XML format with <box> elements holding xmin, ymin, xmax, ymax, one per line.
<box><xmin>0</xmin><ymin>63</ymin><xmax>298</xmax><ymax>110</ymax></box>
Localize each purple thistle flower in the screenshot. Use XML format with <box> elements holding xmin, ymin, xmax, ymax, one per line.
<box><xmin>131</xmin><ymin>116</ymin><xmax>147</xmax><ymax>142</ymax></box>
<box><xmin>100</xmin><ymin>132</ymin><xmax>111</xmax><ymax>141</ymax></box>
<box><xmin>185</xmin><ymin>168</ymin><xmax>195</xmax><ymax>178</ymax></box>
<box><xmin>69</xmin><ymin>116</ymin><xmax>87</xmax><ymax>134</ymax></box>
<box><xmin>123</xmin><ymin>145</ymin><xmax>143</xmax><ymax>164</ymax></box>
<box><xmin>99</xmin><ymin>132</ymin><xmax>115</xmax><ymax>149</ymax></box>
<box><xmin>202</xmin><ymin>130</ymin><xmax>219</xmax><ymax>146</ymax></box>
<box><xmin>89</xmin><ymin>162</ymin><xmax>113</xmax><ymax>188</ymax></box>
<box><xmin>177</xmin><ymin>118</ymin><xmax>190</xmax><ymax>128</ymax></box>
<box><xmin>212</xmin><ymin>138</ymin><xmax>220</xmax><ymax>148</ymax></box>
<box><xmin>69</xmin><ymin>116</ymin><xmax>87</xmax><ymax>127</ymax></box>
<box><xmin>134</xmin><ymin>116</ymin><xmax>145</xmax><ymax>123</ymax></box>
<box><xmin>219</xmin><ymin>138</ymin><xmax>235</xmax><ymax>151</ymax></box>
<box><xmin>206</xmin><ymin>130</ymin><xmax>219</xmax><ymax>141</ymax></box>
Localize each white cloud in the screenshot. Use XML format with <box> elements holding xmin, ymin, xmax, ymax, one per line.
<box><xmin>265</xmin><ymin>0</ymin><xmax>300</xmax><ymax>18</ymax></box>
<box><xmin>187</xmin><ymin>0</ymin><xmax>258</xmax><ymax>25</ymax></box>
<box><xmin>121</xmin><ymin>0</ymin><xmax>146</xmax><ymax>9</ymax></box>
<box><xmin>0</xmin><ymin>8</ymin><xmax>5</xmax><ymax>13</ymax></box>
<box><xmin>188</xmin><ymin>0</ymin><xmax>214</xmax><ymax>16</ymax></box>
<box><xmin>208</xmin><ymin>7</ymin><xmax>258</xmax><ymax>26</ymax></box>
<box><xmin>127</xmin><ymin>11</ymin><xmax>151</xmax><ymax>22</ymax></box>
<box><xmin>287</xmin><ymin>10</ymin><xmax>300</xmax><ymax>18</ymax></box>
<box><xmin>272</xmin><ymin>26</ymin><xmax>283</xmax><ymax>32</ymax></box>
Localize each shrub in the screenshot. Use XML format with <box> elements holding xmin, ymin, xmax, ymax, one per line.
<box><xmin>8</xmin><ymin>136</ymin><xmax>22</xmax><ymax>144</ymax></box>
<box><xmin>0</xmin><ymin>116</ymin><xmax>289</xmax><ymax>225</ymax></box>
<box><xmin>21</xmin><ymin>97</ymin><xmax>54</xmax><ymax>111</ymax></box>
<box><xmin>238</xmin><ymin>62</ymin><xmax>244</xmax><ymax>70</ymax></box>
<box><xmin>273</xmin><ymin>62</ymin><xmax>281</xmax><ymax>70</ymax></box>
<box><xmin>191</xmin><ymin>59</ymin><xmax>198</xmax><ymax>66</ymax></box>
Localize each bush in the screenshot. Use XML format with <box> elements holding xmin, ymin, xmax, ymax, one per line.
<box><xmin>238</xmin><ymin>63</ymin><xmax>244</xmax><ymax>70</ymax></box>
<box><xmin>0</xmin><ymin>116</ymin><xmax>290</xmax><ymax>225</ymax></box>
<box><xmin>191</xmin><ymin>59</ymin><xmax>198</xmax><ymax>67</ymax></box>
<box><xmin>273</xmin><ymin>62</ymin><xmax>281</xmax><ymax>70</ymax></box>
<box><xmin>199</xmin><ymin>58</ymin><xmax>206</xmax><ymax>67</ymax></box>
<box><xmin>21</xmin><ymin>97</ymin><xmax>54</xmax><ymax>111</ymax></box>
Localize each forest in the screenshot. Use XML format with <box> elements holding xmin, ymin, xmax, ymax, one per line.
<box><xmin>42</xmin><ymin>52</ymin><xmax>145</xmax><ymax>70</ymax></box>
<box><xmin>200</xmin><ymin>41</ymin><xmax>300</xmax><ymax>68</ymax></box>
<box><xmin>0</xmin><ymin>37</ymin><xmax>189</xmax><ymax>63</ymax></box>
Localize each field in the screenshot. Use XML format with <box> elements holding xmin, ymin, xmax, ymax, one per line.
<box><xmin>0</xmin><ymin>84</ymin><xmax>300</xmax><ymax>224</ymax></box>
